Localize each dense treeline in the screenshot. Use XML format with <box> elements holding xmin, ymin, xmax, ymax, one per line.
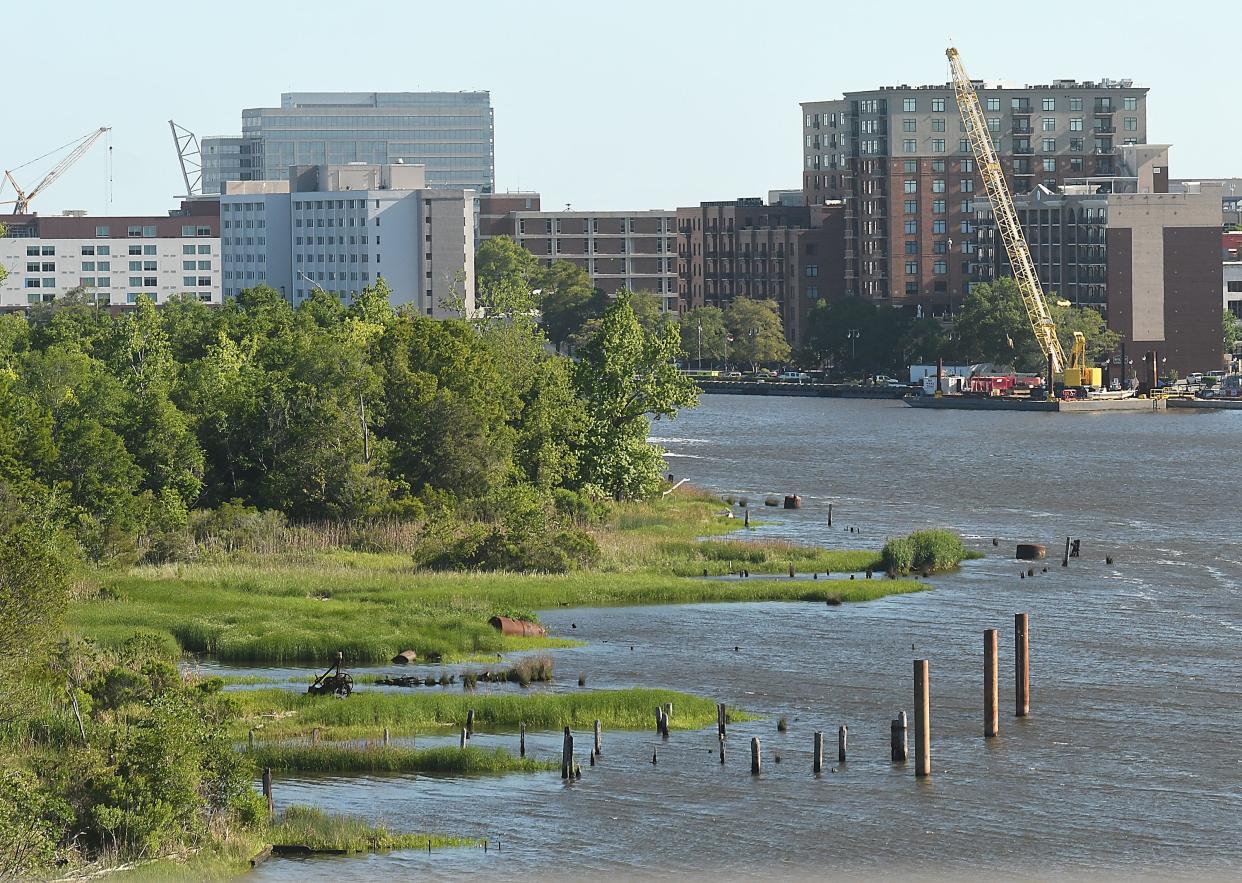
<box><xmin>0</xmin><ymin>274</ymin><xmax>695</xmax><ymax>564</ymax></box>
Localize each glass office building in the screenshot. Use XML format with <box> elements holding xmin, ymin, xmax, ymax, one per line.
<box><xmin>203</xmin><ymin>92</ymin><xmax>493</xmax><ymax>195</ymax></box>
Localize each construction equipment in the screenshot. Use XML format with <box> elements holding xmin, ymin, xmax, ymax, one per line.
<box><xmin>1</xmin><ymin>127</ymin><xmax>110</xmax><ymax>214</ymax></box>
<box><xmin>947</xmin><ymin>47</ymin><xmax>1066</xmax><ymax>376</ymax></box>
<box><xmin>1063</xmin><ymin>331</ymin><xmax>1102</xmax><ymax>387</ymax></box>
<box><xmin>168</xmin><ymin>120</ymin><xmax>203</xmax><ymax>198</ymax></box>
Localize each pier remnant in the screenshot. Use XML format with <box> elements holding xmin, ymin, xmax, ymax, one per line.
<box><xmin>891</xmin><ymin>711</ymin><xmax>908</xmax><ymax>762</ymax></box>
<box><xmin>1016</xmin><ymin>544</ymin><xmax>1046</xmax><ymax>561</ymax></box>
<box><xmin>751</xmin><ymin>736</ymin><xmax>761</xmax><ymax>775</ymax></box>
<box><xmin>783</xmin><ymin>495</ymin><xmax>802</xmax><ymax>509</ymax></box>
<box><xmin>984</xmin><ymin>629</ymin><xmax>999</xmax><ymax>737</ymax></box>
<box><xmin>1015</xmin><ymin>613</ymin><xmax>1030</xmax><ymax>717</ymax></box>
<box><xmin>262</xmin><ymin>767</ymin><xmax>274</xmax><ymax>816</ymax></box>
<box><xmin>914</xmin><ymin>660</ymin><xmax>931</xmax><ymax>777</ymax></box>
<box><xmin>813</xmin><ymin>731</ymin><xmax>824</xmax><ymax>773</ymax></box>
<box><xmin>594</xmin><ymin>719</ymin><xmax>602</xmax><ymax>757</ymax></box>
<box><xmin>838</xmin><ymin>725</ymin><xmax>848</xmax><ymax>764</ymax></box>
<box><xmin>561</xmin><ymin>727</ymin><xmax>574</xmax><ymax>779</ymax></box>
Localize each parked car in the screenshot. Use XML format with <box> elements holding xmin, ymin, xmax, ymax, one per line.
<box><xmin>778</xmin><ymin>371</ymin><xmax>812</xmax><ymax>383</ymax></box>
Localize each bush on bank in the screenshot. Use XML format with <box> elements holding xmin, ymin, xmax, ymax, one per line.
<box><xmin>881</xmin><ymin>529</ymin><xmax>970</xmax><ymax>576</ymax></box>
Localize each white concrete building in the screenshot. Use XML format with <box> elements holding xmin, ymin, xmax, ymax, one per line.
<box><xmin>0</xmin><ymin>202</ymin><xmax>221</xmax><ymax>308</ymax></box>
<box><xmin>221</xmin><ymin>163</ymin><xmax>474</xmax><ymax>316</ymax></box>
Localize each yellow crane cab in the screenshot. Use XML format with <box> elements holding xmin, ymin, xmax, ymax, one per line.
<box><xmin>1062</xmin><ymin>332</ymin><xmax>1102</xmax><ymax>388</ymax></box>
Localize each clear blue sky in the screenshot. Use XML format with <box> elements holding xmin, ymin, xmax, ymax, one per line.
<box><xmin>5</xmin><ymin>0</ymin><xmax>1236</xmax><ymax>217</ymax></box>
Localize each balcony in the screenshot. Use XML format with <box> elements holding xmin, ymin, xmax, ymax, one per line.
<box><xmin>1013</xmin><ymin>146</ymin><xmax>1034</xmax><ymax>155</ymax></box>
<box><xmin>1093</xmin><ymin>125</ymin><xmax>1116</xmax><ymax>134</ymax></box>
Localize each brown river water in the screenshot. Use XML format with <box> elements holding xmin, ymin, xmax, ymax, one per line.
<box><xmin>247</xmin><ymin>395</ymin><xmax>1242</xmax><ymax>880</ymax></box>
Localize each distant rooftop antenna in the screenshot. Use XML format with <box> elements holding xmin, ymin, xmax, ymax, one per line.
<box><xmin>169</xmin><ymin>120</ymin><xmax>202</xmax><ymax>198</ymax></box>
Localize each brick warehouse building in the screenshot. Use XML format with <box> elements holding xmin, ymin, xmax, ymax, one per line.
<box><xmin>675</xmin><ymin>198</ymin><xmax>846</xmax><ymax>344</ymax></box>
<box><xmin>801</xmin><ymin>78</ymin><xmax>1148</xmax><ymax>315</ymax></box>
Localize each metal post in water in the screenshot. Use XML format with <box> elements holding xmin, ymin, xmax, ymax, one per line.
<box><xmin>914</xmin><ymin>660</ymin><xmax>931</xmax><ymax>777</ymax></box>
<box><xmin>1015</xmin><ymin>613</ymin><xmax>1030</xmax><ymax>717</ymax></box>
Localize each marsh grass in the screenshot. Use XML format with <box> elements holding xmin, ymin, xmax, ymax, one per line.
<box><xmin>235</xmin><ymin>688</ymin><xmax>745</xmax><ymax>740</ymax></box>
<box><xmin>73</xmin><ymin>493</ymin><xmax>925</xmax><ymax>664</ymax></box>
<box><xmin>249</xmin><ymin>743</ymin><xmax>554</xmax><ymax>775</ymax></box>
<box><xmin>267</xmin><ymin>805</ymin><xmax>476</xmax><ymax>853</ymax></box>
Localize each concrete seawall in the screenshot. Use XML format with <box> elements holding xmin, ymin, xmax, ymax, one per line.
<box><xmin>697</xmin><ymin>381</ymin><xmax>906</xmax><ymax>400</ymax></box>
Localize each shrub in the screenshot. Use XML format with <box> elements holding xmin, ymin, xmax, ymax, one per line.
<box><xmin>882</xmin><ymin>529</ymin><xmax>967</xmax><ymax>576</ymax></box>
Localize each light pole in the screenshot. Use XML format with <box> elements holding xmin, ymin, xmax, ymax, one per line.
<box><xmin>696</xmin><ymin>318</ymin><xmax>703</xmax><ymax>371</ymax></box>
<box><xmin>846</xmin><ymin>328</ymin><xmax>861</xmax><ymax>371</ymax></box>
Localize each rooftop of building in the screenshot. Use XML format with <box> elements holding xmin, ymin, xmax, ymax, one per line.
<box><xmin>801</xmin><ymin>77</ymin><xmax>1146</xmax><ymax>107</ymax></box>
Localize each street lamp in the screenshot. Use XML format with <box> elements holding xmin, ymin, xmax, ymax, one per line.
<box><xmin>696</xmin><ymin>318</ymin><xmax>703</xmax><ymax>371</ymax></box>
<box><xmin>846</xmin><ymin>328</ymin><xmax>861</xmax><ymax>367</ymax></box>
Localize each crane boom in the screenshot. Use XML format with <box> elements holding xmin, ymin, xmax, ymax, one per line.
<box><xmin>947</xmin><ymin>47</ymin><xmax>1065</xmax><ymax>374</ymax></box>
<box><xmin>3</xmin><ymin>127</ymin><xmax>110</xmax><ymax>214</ymax></box>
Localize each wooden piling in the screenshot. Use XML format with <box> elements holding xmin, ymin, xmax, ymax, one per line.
<box><xmin>717</xmin><ymin>703</ymin><xmax>727</xmax><ymax>741</ymax></box>
<box><xmin>382</xmin><ymin>727</ymin><xmax>390</xmax><ymax>747</ymax></box>
<box><xmin>261</xmin><ymin>766</ymin><xmax>273</xmax><ymax>816</ymax></box>
<box><xmin>827</xmin><ymin>503</ymin><xmax>833</xmax><ymax>526</ymax></box>
<box><xmin>460</xmin><ymin>728</ymin><xmax>467</xmax><ymax>748</ymax></box>
<box><xmin>813</xmin><ymin>731</ymin><xmax>824</xmax><ymax>773</ymax></box>
<box><xmin>984</xmin><ymin>628</ymin><xmax>999</xmax><ymax>737</ymax></box>
<box><xmin>838</xmin><ymin>725</ymin><xmax>848</xmax><ymax>764</ymax></box>
<box><xmin>1015</xmin><ymin>613</ymin><xmax>1030</xmax><ymax>717</ymax></box>
<box><xmin>247</xmin><ymin>729</ymin><xmax>254</xmax><ymax>751</ymax></box>
<box><xmin>561</xmin><ymin>726</ymin><xmax>573</xmax><ymax>779</ymax></box>
<box><xmin>593</xmin><ymin>719</ymin><xmax>602</xmax><ymax>757</ymax></box>
<box><xmin>890</xmin><ymin>711</ymin><xmax>908</xmax><ymax>763</ymax></box>
<box><xmin>1062</xmin><ymin>536</ymin><xmax>1070</xmax><ymax>567</ymax></box>
<box><xmin>750</xmin><ymin>736</ymin><xmax>761</xmax><ymax>775</ymax></box>
<box><xmin>914</xmin><ymin>660</ymin><xmax>931</xmax><ymax>777</ymax></box>
<box><xmin>719</xmin><ymin>735</ymin><xmax>726</xmax><ymax>765</ymax></box>
<box><xmin>519</xmin><ymin>722</ymin><xmax>526</xmax><ymax>758</ymax></box>
<box><xmin>311</xmin><ymin>727</ymin><xmax>319</xmax><ymax>744</ymax></box>
<box><xmin>466</xmin><ymin>708</ymin><xmax>475</xmax><ymax>734</ymax></box>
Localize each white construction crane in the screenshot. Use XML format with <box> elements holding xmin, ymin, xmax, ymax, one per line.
<box><xmin>1</xmin><ymin>127</ymin><xmax>111</xmax><ymax>215</ymax></box>
<box><xmin>168</xmin><ymin>120</ymin><xmax>203</xmax><ymax>198</ymax></box>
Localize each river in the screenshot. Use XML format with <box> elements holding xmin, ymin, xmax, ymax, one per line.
<box><xmin>250</xmin><ymin>395</ymin><xmax>1242</xmax><ymax>880</ymax></box>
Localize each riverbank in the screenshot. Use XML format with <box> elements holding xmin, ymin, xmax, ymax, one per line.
<box><xmin>71</xmin><ymin>493</ymin><xmax>926</xmax><ymax>665</ymax></box>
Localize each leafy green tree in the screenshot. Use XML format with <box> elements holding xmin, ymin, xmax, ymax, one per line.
<box><xmin>725</xmin><ymin>297</ymin><xmax>790</xmax><ymax>371</ymax></box>
<box><xmin>679</xmin><ymin>306</ymin><xmax>728</xmax><ymax>368</ymax></box>
<box><xmin>475</xmin><ymin>236</ymin><xmax>541</xmax><ymax>319</ymax></box>
<box><xmin>950</xmin><ymin>278</ymin><xmax>1042</xmax><ymax>370</ymax></box>
<box><xmin>536</xmin><ymin>260</ymin><xmax>603</xmax><ymax>350</ymax></box>
<box><xmin>573</xmin><ymin>293</ymin><xmax>698</xmax><ymax>499</ymax></box>
<box><xmin>1224</xmin><ymin>309</ymin><xmax>1241</xmax><ymax>354</ymax></box>
<box><xmin>628</xmin><ymin>290</ymin><xmax>673</xmax><ymax>336</ymax></box>
<box><xmin>1050</xmin><ymin>301</ymin><xmax>1120</xmax><ymax>364</ymax></box>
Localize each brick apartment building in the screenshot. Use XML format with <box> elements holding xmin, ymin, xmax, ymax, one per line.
<box><xmin>675</xmin><ymin>198</ymin><xmax>846</xmax><ymax>344</ymax></box>
<box><xmin>801</xmin><ymin>78</ymin><xmax>1148</xmax><ymax>315</ymax></box>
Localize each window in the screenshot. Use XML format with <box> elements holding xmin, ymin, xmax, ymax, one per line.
<box><xmin>905</xmin><ymin>240</ymin><xmax>917</xmax><ymax>254</ymax></box>
<box><xmin>95</xmin><ymin>226</ymin><xmax>109</xmax><ymax>238</ymax></box>
<box><xmin>904</xmin><ymin>221</ymin><xmax>917</xmax><ymax>234</ymax></box>
<box><xmin>130</xmin><ymin>261</ymin><xmax>142</xmax><ymax>271</ymax></box>
<box><xmin>1070</xmin><ymin>118</ymin><xmax>1083</xmax><ymax>131</ymax></box>
<box><xmin>933</xmin><ymin>220</ymin><xmax>947</xmax><ymax>234</ymax></box>
<box><xmin>144</xmin><ymin>277</ymin><xmax>158</xmax><ymax>287</ymax></box>
<box><xmin>1043</xmin><ymin>158</ymin><xmax>1056</xmax><ymax>172</ymax></box>
<box><xmin>805</xmin><ymin>265</ymin><xmax>818</xmax><ymax>277</ymax></box>
<box><xmin>931</xmin><ymin>118</ymin><xmax>945</xmax><ymax>132</ymax></box>
<box><xmin>1125</xmin><ymin>117</ymin><xmax>1137</xmax><ymax>131</ymax></box>
<box><xmin>183</xmin><ymin>261</ymin><xmax>196</xmax><ymax>271</ymax></box>
<box><xmin>960</xmin><ymin>139</ymin><xmax>971</xmax><ymax>153</ymax></box>
<box><xmin>26</xmin><ymin>262</ymin><xmax>39</xmax><ymax>272</ymax></box>
<box><xmin>1042</xmin><ymin>98</ymin><xmax>1056</xmax><ymax>111</ymax></box>
<box><xmin>198</xmin><ymin>260</ymin><xmax>211</xmax><ymax>270</ymax></box>
<box><xmin>198</xmin><ymin>244</ymin><xmax>211</xmax><ymax>254</ymax></box>
<box><xmin>904</xmin><ymin>160</ymin><xmax>917</xmax><ymax>172</ymax></box>
<box><xmin>903</xmin><ymin>180</ymin><xmax>917</xmax><ymax>193</ymax></box>
<box><xmin>97</xmin><ymin>277</ymin><xmax>110</xmax><ymax>287</ymax></box>
<box><xmin>903</xmin><ymin>98</ymin><xmax>916</xmax><ymax>112</ymax></box>
<box><xmin>987</xmin><ymin>118</ymin><xmax>1000</xmax><ymax>133</ymax></box>
<box><xmin>129</xmin><ymin>245</ymin><xmax>142</xmax><ymax>256</ymax></box>
<box><xmin>182</xmin><ymin>225</ymin><xmax>196</xmax><ymax>237</ymax></box>
<box><xmin>932</xmin><ymin>159</ymin><xmax>946</xmax><ymax>172</ymax></box>
<box><xmin>1228</xmin><ymin>281</ymin><xmax>1242</xmax><ymax>293</ymax></box>
<box><xmin>1124</xmin><ymin>97</ymin><xmax>1137</xmax><ymax>111</ymax></box>
<box><xmin>1043</xmin><ymin>138</ymin><xmax>1056</xmax><ymax>152</ymax></box>
<box><xmin>960</xmin><ymin>179</ymin><xmax>974</xmax><ymax>192</ymax></box>
<box><xmin>183</xmin><ymin>245</ymin><xmax>195</xmax><ymax>255</ymax></box>
<box><xmin>98</xmin><ymin>261</ymin><xmax>110</xmax><ymax>270</ymax></box>
<box><xmin>144</xmin><ymin>245</ymin><xmax>156</xmax><ymax>256</ymax></box>
<box><xmin>1070</xmin><ymin>157</ymin><xmax>1083</xmax><ymax>172</ymax></box>
<box><xmin>986</xmin><ymin>98</ymin><xmax>1000</xmax><ymax>111</ymax></box>
<box><xmin>82</xmin><ymin>261</ymin><xmax>95</xmax><ymax>271</ymax></box>
<box><xmin>903</xmin><ymin>118</ymin><xmax>916</xmax><ymax>132</ymax></box>
<box><xmin>932</xmin><ymin>139</ymin><xmax>945</xmax><ymax>153</ymax></box>
<box><xmin>1042</xmin><ymin>117</ymin><xmax>1056</xmax><ymax>131</ymax></box>
<box><xmin>932</xmin><ymin>200</ymin><xmax>946</xmax><ymax>213</ymax></box>
<box><xmin>933</xmin><ymin>261</ymin><xmax>947</xmax><ymax>274</ymax></box>
<box><xmin>129</xmin><ymin>276</ymin><xmax>142</xmax><ymax>287</ymax></box>
<box><xmin>932</xmin><ymin>179</ymin><xmax>946</xmax><ymax>193</ymax></box>
<box><xmin>183</xmin><ymin>276</ymin><xmax>197</xmax><ymax>287</ymax></box>
<box><xmin>903</xmin><ymin>139</ymin><xmax>917</xmax><ymax>153</ymax></box>
<box><xmin>904</xmin><ymin>200</ymin><xmax>917</xmax><ymax>213</ymax></box>
<box><xmin>933</xmin><ymin>240</ymin><xmax>948</xmax><ymax>254</ymax></box>
<box><xmin>1070</xmin><ymin>138</ymin><xmax>1084</xmax><ymax>152</ymax></box>
<box><xmin>905</xmin><ymin>261</ymin><xmax>918</xmax><ymax>275</ymax></box>
<box><xmin>932</xmin><ymin>97</ymin><xmax>946</xmax><ymax>112</ymax></box>
<box><xmin>198</xmin><ymin>277</ymin><xmax>211</xmax><ymax>287</ymax></box>
<box><xmin>1069</xmin><ymin>97</ymin><xmax>1082</xmax><ymax>111</ymax></box>
<box><xmin>81</xmin><ymin>245</ymin><xmax>95</xmax><ymax>256</ymax></box>
<box><xmin>24</xmin><ymin>279</ymin><xmax>40</xmax><ymax>288</ymax></box>
<box><xmin>41</xmin><ymin>246</ymin><xmax>54</xmax><ymax>256</ymax></box>
<box><xmin>98</xmin><ymin>246</ymin><xmax>109</xmax><ymax>255</ymax></box>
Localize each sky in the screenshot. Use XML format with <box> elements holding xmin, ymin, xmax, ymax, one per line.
<box><xmin>4</xmin><ymin>0</ymin><xmax>1238</xmax><ymax>218</ymax></box>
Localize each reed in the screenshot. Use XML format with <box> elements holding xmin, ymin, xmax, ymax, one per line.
<box><xmin>267</xmin><ymin>805</ymin><xmax>476</xmax><ymax>853</ymax></box>
<box><xmin>249</xmin><ymin>744</ymin><xmax>554</xmax><ymax>775</ymax></box>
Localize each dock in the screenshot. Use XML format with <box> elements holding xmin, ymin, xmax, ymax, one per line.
<box><xmin>697</xmin><ymin>381</ymin><xmax>905</xmax><ymax>400</ymax></box>
<box><xmin>1166</xmin><ymin>398</ymin><xmax>1242</xmax><ymax>411</ymax></box>
<box><xmin>905</xmin><ymin>395</ymin><xmax>1166</xmax><ymax>413</ymax></box>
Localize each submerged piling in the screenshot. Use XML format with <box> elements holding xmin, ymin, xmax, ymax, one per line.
<box><xmin>891</xmin><ymin>711</ymin><xmax>908</xmax><ymax>763</ymax></box>
<box><xmin>914</xmin><ymin>660</ymin><xmax>931</xmax><ymax>777</ymax></box>
<box><xmin>561</xmin><ymin>727</ymin><xmax>574</xmax><ymax>779</ymax></box>
<box><xmin>717</xmin><ymin>703</ymin><xmax>727</xmax><ymax>741</ymax></box>
<box><xmin>519</xmin><ymin>722</ymin><xmax>526</xmax><ymax>758</ymax></box>
<box><xmin>838</xmin><ymin>725</ymin><xmax>848</xmax><ymax>764</ymax></box>
<box><xmin>261</xmin><ymin>767</ymin><xmax>273</xmax><ymax>816</ymax></box>
<box><xmin>813</xmin><ymin>731</ymin><xmax>824</xmax><ymax>773</ymax></box>
<box><xmin>751</xmin><ymin>736</ymin><xmax>761</xmax><ymax>775</ymax></box>
<box><xmin>594</xmin><ymin>719</ymin><xmax>602</xmax><ymax>757</ymax></box>
<box><xmin>1015</xmin><ymin>613</ymin><xmax>1030</xmax><ymax>717</ymax></box>
<box><xmin>985</xmin><ymin>628</ymin><xmax>999</xmax><ymax>737</ymax></box>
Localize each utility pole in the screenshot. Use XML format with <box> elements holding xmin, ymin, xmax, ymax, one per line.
<box><xmin>697</xmin><ymin>319</ymin><xmax>703</xmax><ymax>370</ymax></box>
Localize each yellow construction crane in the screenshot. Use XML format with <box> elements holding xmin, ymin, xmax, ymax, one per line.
<box><xmin>1</xmin><ymin>127</ymin><xmax>110</xmax><ymax>215</ymax></box>
<box><xmin>947</xmin><ymin>47</ymin><xmax>1066</xmax><ymax>376</ymax></box>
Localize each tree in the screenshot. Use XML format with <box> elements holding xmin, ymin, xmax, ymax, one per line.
<box><xmin>950</xmin><ymin>278</ymin><xmax>1043</xmax><ymax>370</ymax></box>
<box><xmin>1050</xmin><ymin>302</ymin><xmax>1120</xmax><ymax>364</ymax></box>
<box><xmin>725</xmin><ymin>298</ymin><xmax>790</xmax><ymax>371</ymax></box>
<box><xmin>475</xmin><ymin>236</ymin><xmax>540</xmax><ymax>319</ymax></box>
<box><xmin>537</xmin><ymin>261</ymin><xmax>603</xmax><ymax>351</ymax></box>
<box><xmin>628</xmin><ymin>290</ymin><xmax>673</xmax><ymax>336</ymax></box>
<box><xmin>679</xmin><ymin>306</ymin><xmax>728</xmax><ymax>368</ymax></box>
<box><xmin>1224</xmin><ymin>309</ymin><xmax>1241</xmax><ymax>355</ymax></box>
<box><xmin>573</xmin><ymin>293</ymin><xmax>697</xmax><ymax>499</ymax></box>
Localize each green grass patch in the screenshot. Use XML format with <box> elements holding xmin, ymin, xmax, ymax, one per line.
<box><xmin>248</xmin><ymin>743</ymin><xmax>555</xmax><ymax>775</ymax></box>
<box><xmin>235</xmin><ymin>687</ymin><xmax>747</xmax><ymax>740</ymax></box>
<box><xmin>71</xmin><ymin>493</ymin><xmax>928</xmax><ymax>665</ymax></box>
<box><xmin>267</xmin><ymin>805</ymin><xmax>476</xmax><ymax>853</ymax></box>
